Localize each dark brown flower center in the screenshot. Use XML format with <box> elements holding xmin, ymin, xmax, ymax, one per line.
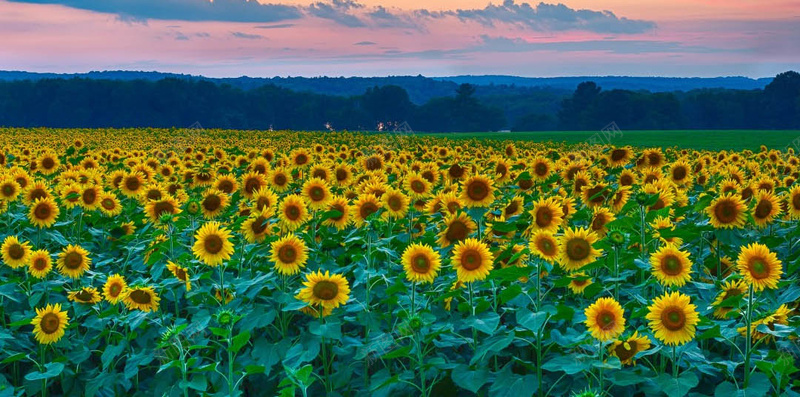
<box><xmin>661</xmin><ymin>255</ymin><xmax>683</xmax><ymax>276</ymax></box>
<box><xmin>153</xmin><ymin>201</ymin><xmax>175</xmax><ymax>218</ymax></box>
<box><xmin>32</xmin><ymin>257</ymin><xmax>48</xmax><ymax>270</ymax></box>
<box><xmin>672</xmin><ymin>166</ymin><xmax>687</xmax><ymax>181</ymax></box>
<box><xmin>313</xmin><ymin>280</ymin><xmax>339</xmax><ymax>300</ymax></box>
<box><xmin>309</xmin><ymin>186</ymin><xmax>325</xmax><ymax>201</ymax></box>
<box><xmin>41</xmin><ymin>157</ymin><xmax>55</xmax><ymax>169</ymax></box>
<box><xmin>566</xmin><ymin>238</ymin><xmax>590</xmax><ymax>261</ymax></box>
<box><xmin>661</xmin><ymin>307</ymin><xmax>686</xmax><ymax>331</ymax></box>
<box><xmin>273</xmin><ymin>173</ymin><xmax>288</xmax><ymax>186</ymax></box>
<box><xmin>125</xmin><ymin>177</ymin><xmax>141</xmax><ymax>191</ymax></box>
<box><xmin>537</xmin><ymin>237</ymin><xmax>557</xmax><ymax>256</ymax></box>
<box><xmin>278</xmin><ymin>245</ymin><xmax>297</xmax><ymax>263</ymax></box>
<box><xmin>597</xmin><ymin>310</ymin><xmax>616</xmax><ymax>330</ymax></box>
<box><xmin>245</xmin><ymin>177</ymin><xmax>262</xmax><ymax>194</ymax></box>
<box><xmin>204</xmin><ymin>234</ymin><xmax>223</xmax><ymax>254</ymax></box>
<box><xmin>411</xmin><ymin>254</ymin><xmax>430</xmax><ymax>274</ymax></box>
<box><xmin>82</xmin><ymin>188</ymin><xmax>97</xmax><ymax>204</ymax></box>
<box><xmin>714</xmin><ymin>199</ymin><xmax>738</xmax><ymax>223</ymax></box>
<box><xmin>109</xmin><ymin>283</ymin><xmax>122</xmax><ymax>297</ymax></box>
<box><xmin>535</xmin><ymin>207</ymin><xmax>553</xmax><ymax>227</ymax></box>
<box><xmin>218</xmin><ymin>180</ymin><xmax>234</xmax><ymax>193</ymax></box>
<box><xmin>285</xmin><ymin>204</ymin><xmax>301</xmax><ymax>221</ymax></box>
<box><xmin>8</xmin><ymin>243</ymin><xmax>24</xmax><ymax>260</ymax></box>
<box><xmin>445</xmin><ymin>220</ymin><xmax>469</xmax><ymax>243</ymax></box>
<box><xmin>461</xmin><ymin>249</ymin><xmax>483</xmax><ymax>271</ymax></box>
<box><xmin>614</xmin><ymin>341</ymin><xmax>638</xmax><ymax>361</ymax></box>
<box><xmin>129</xmin><ymin>290</ymin><xmax>152</xmax><ymax>304</ymax></box>
<box><xmin>748</xmin><ymin>259</ymin><xmax>769</xmax><ymax>279</ymax></box>
<box><xmin>40</xmin><ymin>312</ymin><xmax>61</xmax><ymax>334</ymax></box>
<box><xmin>754</xmin><ymin>199</ymin><xmax>772</xmax><ymax>219</ymax></box>
<box><xmin>251</xmin><ymin>216</ymin><xmax>268</xmax><ymax>234</ymax></box>
<box><xmin>359</xmin><ymin>202</ymin><xmax>378</xmax><ymax>219</ymax></box>
<box><xmin>610</xmin><ymin>149</ymin><xmax>627</xmax><ymax>162</ymax></box>
<box><xmin>411</xmin><ymin>180</ymin><xmax>425</xmax><ymax>193</ymax></box>
<box><xmin>64</xmin><ymin>252</ymin><xmax>83</xmax><ymax>269</ymax></box>
<box><xmin>203</xmin><ymin>194</ymin><xmax>222</xmax><ymax>212</ymax></box>
<box><xmin>467</xmin><ymin>180</ymin><xmax>489</xmax><ymax>201</ymax></box>
<box><xmin>101</xmin><ymin>198</ymin><xmax>115</xmax><ymax>210</ymax></box>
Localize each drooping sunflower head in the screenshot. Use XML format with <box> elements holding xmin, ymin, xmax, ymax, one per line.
<box><xmin>706</xmin><ymin>193</ymin><xmax>747</xmax><ymax>229</ymax></box>
<box><xmin>608</xmin><ymin>331</ymin><xmax>651</xmax><ymax>365</ymax></box>
<box><xmin>270</xmin><ymin>234</ymin><xmax>309</xmax><ymax>276</ymax></box>
<box><xmin>650</xmin><ymin>244</ymin><xmax>693</xmax><ymax>287</ymax></box>
<box><xmin>103</xmin><ymin>274</ymin><xmax>128</xmax><ymax>304</ymax></box>
<box><xmin>68</xmin><ymin>287</ymin><xmax>103</xmax><ymax>304</ymax></box>
<box><xmin>56</xmin><ymin>244</ymin><xmax>91</xmax><ymax>279</ymax></box>
<box><xmin>2</xmin><ymin>235</ymin><xmax>32</xmax><ymax>269</ymax></box>
<box><xmin>451</xmin><ymin>238</ymin><xmax>494</xmax><ymax>283</ymax></box>
<box><xmin>296</xmin><ymin>270</ymin><xmax>351</xmax><ymax>310</ymax></box>
<box><xmin>711</xmin><ymin>279</ymin><xmax>747</xmax><ymax>319</ymax></box>
<box><xmin>31</xmin><ymin>303</ymin><xmax>69</xmax><ymax>345</ymax></box>
<box><xmin>192</xmin><ymin>221</ymin><xmax>235</xmax><ymax>267</ymax></box>
<box><xmin>401</xmin><ymin>243</ymin><xmax>442</xmax><ymax>284</ymax></box>
<box><xmin>567</xmin><ymin>272</ymin><xmax>592</xmax><ymax>294</ymax></box>
<box><xmin>645</xmin><ymin>291</ymin><xmax>699</xmax><ymax>346</ymax></box>
<box><xmin>584</xmin><ymin>297</ymin><xmax>626</xmax><ymax>342</ymax></box>
<box><xmin>124</xmin><ymin>286</ymin><xmax>160</xmax><ymax>312</ymax></box>
<box><xmin>558</xmin><ymin>227</ymin><xmax>602</xmax><ymax>272</ymax></box>
<box><xmin>736</xmin><ymin>243</ymin><xmax>783</xmax><ymax>292</ymax></box>
<box><xmin>167</xmin><ymin>261</ymin><xmax>192</xmax><ymax>291</ymax></box>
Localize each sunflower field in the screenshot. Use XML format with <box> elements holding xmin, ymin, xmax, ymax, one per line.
<box><xmin>0</xmin><ymin>127</ymin><xmax>798</xmax><ymax>397</ymax></box>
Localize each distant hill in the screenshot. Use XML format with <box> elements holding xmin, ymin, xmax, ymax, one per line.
<box><xmin>0</xmin><ymin>71</ymin><xmax>773</xmax><ymax>104</ymax></box>
<box><xmin>434</xmin><ymin>75</ymin><xmax>772</xmax><ymax>92</ymax></box>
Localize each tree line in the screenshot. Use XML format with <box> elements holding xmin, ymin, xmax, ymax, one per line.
<box><xmin>0</xmin><ymin>71</ymin><xmax>797</xmax><ymax>132</ymax></box>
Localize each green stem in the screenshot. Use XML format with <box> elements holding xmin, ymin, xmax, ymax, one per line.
<box><xmin>535</xmin><ymin>259</ymin><xmax>543</xmax><ymax>397</ymax></box>
<box><xmin>40</xmin><ymin>344</ymin><xmax>47</xmax><ymax>397</ymax></box>
<box><xmin>598</xmin><ymin>339</ymin><xmax>604</xmax><ymax>395</ymax></box>
<box><xmin>613</xmin><ymin>246</ymin><xmax>620</xmax><ymax>301</ymax></box>
<box><xmin>320</xmin><ymin>308</ymin><xmax>331</xmax><ymax>395</ymax></box>
<box><xmin>468</xmin><ymin>282</ymin><xmax>476</xmax><ymax>352</ymax></box>
<box><xmin>672</xmin><ymin>345</ymin><xmax>679</xmax><ymax>379</ymax></box>
<box><xmin>744</xmin><ymin>283</ymin><xmax>754</xmax><ymax>388</ymax></box>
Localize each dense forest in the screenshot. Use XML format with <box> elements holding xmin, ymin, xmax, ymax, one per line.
<box><xmin>0</xmin><ymin>71</ymin><xmax>797</xmax><ymax>132</ymax></box>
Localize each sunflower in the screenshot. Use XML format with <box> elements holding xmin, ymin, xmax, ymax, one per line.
<box><xmin>529</xmin><ymin>230</ymin><xmax>560</xmax><ymax>262</ymax></box>
<box><xmin>167</xmin><ymin>261</ymin><xmax>191</xmax><ymax>291</ymax></box>
<box><xmin>214</xmin><ymin>288</ymin><xmax>235</xmax><ymax>305</ymax></box>
<box><xmin>240</xmin><ymin>211</ymin><xmax>271</xmax><ymax>243</ymax></box>
<box><xmin>737</xmin><ymin>304</ymin><xmax>791</xmax><ymax>343</ymax></box>
<box><xmin>0</xmin><ymin>178</ymin><xmax>21</xmax><ymax>201</ymax></box>
<box><xmin>60</xmin><ymin>184</ymin><xmax>83</xmax><ymax>209</ymax></box>
<box><xmin>241</xmin><ymin>172</ymin><xmax>267</xmax><ymax>198</ymax></box>
<box><xmin>302</xmin><ymin>177</ymin><xmax>332</xmax><ymax>210</ymax></box>
<box><xmin>437</xmin><ymin>212</ymin><xmax>477</xmax><ymax>247</ymax></box>
<box><xmin>79</xmin><ymin>185</ymin><xmax>102</xmax><ymax>210</ymax></box>
<box><xmin>200</xmin><ymin>189</ymin><xmax>229</xmax><ymax>219</ymax></box>
<box><xmin>451</xmin><ymin>238</ymin><xmax>494</xmax><ymax>283</ymax></box>
<box><xmin>28</xmin><ymin>197</ymin><xmax>60</xmax><ymax>228</ymax></box>
<box><xmin>296</xmin><ymin>270</ymin><xmax>351</xmax><ymax>309</ymax></box>
<box><xmin>607</xmin><ymin>147</ymin><xmax>633</xmax><ymax>167</ymax></box>
<box><xmin>333</xmin><ymin>164</ymin><xmax>353</xmax><ymax>186</ymax></box>
<box><xmin>528</xmin><ymin>196</ymin><xmax>564</xmax><ymax>234</ymax></box>
<box><xmin>584</xmin><ymin>297</ymin><xmax>626</xmax><ymax>342</ymax></box>
<box><xmin>351</xmin><ymin>194</ymin><xmax>382</xmax><ymax>226</ymax></box>
<box><xmin>31</xmin><ymin>304</ymin><xmax>69</xmax><ymax>345</ymax></box>
<box><xmin>103</xmin><ymin>274</ymin><xmax>128</xmax><ymax>304</ymax></box>
<box><xmin>268</xmin><ymin>168</ymin><xmax>292</xmax><ymax>192</ymax></box>
<box><xmin>558</xmin><ymin>227</ymin><xmax>602</xmax><ymax>272</ymax></box>
<box><xmin>270</xmin><ymin>234</ymin><xmax>309</xmax><ymax>276</ymax></box>
<box><xmin>278</xmin><ymin>194</ymin><xmax>310</xmax><ymax>231</ymax></box>
<box><xmin>711</xmin><ymin>279</ymin><xmax>747</xmax><ymax>319</ymax></box>
<box><xmin>650</xmin><ymin>244</ymin><xmax>693</xmax><ymax>287</ymax></box>
<box><xmin>214</xmin><ymin>174</ymin><xmax>239</xmax><ymax>194</ymax></box>
<box><xmin>750</xmin><ymin>190</ymin><xmax>781</xmax><ymax>228</ymax></box>
<box><xmin>530</xmin><ymin>157</ymin><xmax>553</xmax><ymax>180</ymax></box>
<box><xmin>68</xmin><ymin>287</ymin><xmax>103</xmax><ymax>304</ymax></box>
<box><xmin>28</xmin><ymin>250</ymin><xmax>52</xmax><ymax>278</ymax></box>
<box><xmin>56</xmin><ymin>244</ymin><xmax>91</xmax><ymax>279</ymax></box>
<box><xmin>120</xmin><ymin>172</ymin><xmax>146</xmax><ymax>197</ymax></box>
<box><xmin>502</xmin><ymin>196</ymin><xmax>525</xmax><ymax>218</ymax></box>
<box><xmin>123</xmin><ymin>286</ymin><xmax>160</xmax><ymax>312</ymax></box>
<box><xmin>192</xmin><ymin>221</ymin><xmax>235</xmax><ymax>267</ymax></box>
<box><xmin>645</xmin><ymin>291</ymin><xmax>699</xmax><ymax>346</ymax></box>
<box><xmin>706</xmin><ymin>193</ymin><xmax>747</xmax><ymax>229</ymax></box>
<box><xmin>669</xmin><ymin>160</ymin><xmax>693</xmax><ymax>186</ymax></box>
<box><xmin>608</xmin><ymin>331</ymin><xmax>651</xmax><ymax>366</ymax></box>
<box><xmin>567</xmin><ymin>272</ymin><xmax>593</xmax><ymax>294</ymax></box>
<box><xmin>590</xmin><ymin>207</ymin><xmax>616</xmax><ymax>237</ymax></box>
<box><xmin>145</xmin><ymin>195</ymin><xmax>182</xmax><ymax>223</ymax></box>
<box><xmin>405</xmin><ymin>173</ymin><xmax>432</xmax><ymax>198</ymax></box>
<box><xmin>786</xmin><ymin>185</ymin><xmax>800</xmax><ymax>219</ymax></box>
<box><xmin>321</xmin><ymin>195</ymin><xmax>351</xmax><ymax>230</ymax></box>
<box><xmin>381</xmin><ymin>188</ymin><xmax>410</xmax><ymax>219</ymax></box>
<box><xmin>98</xmin><ymin>192</ymin><xmax>123</xmax><ymax>216</ymax></box>
<box><xmin>460</xmin><ymin>174</ymin><xmax>495</xmax><ymax>207</ymax></box>
<box><xmin>736</xmin><ymin>243</ymin><xmax>783</xmax><ymax>292</ymax></box>
<box><xmin>251</xmin><ymin>187</ymin><xmax>278</xmax><ymax>217</ymax></box>
<box><xmin>2</xmin><ymin>235</ymin><xmax>32</xmax><ymax>269</ymax></box>
<box><xmin>22</xmin><ymin>180</ymin><xmax>51</xmax><ymax>205</ymax></box>
<box><xmin>401</xmin><ymin>243</ymin><xmax>441</xmax><ymax>284</ymax></box>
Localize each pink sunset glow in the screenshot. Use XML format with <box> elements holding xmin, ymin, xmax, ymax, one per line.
<box><xmin>0</xmin><ymin>0</ymin><xmax>797</xmax><ymax>77</ymax></box>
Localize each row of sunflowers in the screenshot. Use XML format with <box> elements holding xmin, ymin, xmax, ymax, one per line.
<box><xmin>0</xmin><ymin>127</ymin><xmax>798</xmax><ymax>396</ymax></box>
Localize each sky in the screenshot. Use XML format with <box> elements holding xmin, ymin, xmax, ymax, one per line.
<box><xmin>0</xmin><ymin>0</ymin><xmax>798</xmax><ymax>78</ymax></box>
